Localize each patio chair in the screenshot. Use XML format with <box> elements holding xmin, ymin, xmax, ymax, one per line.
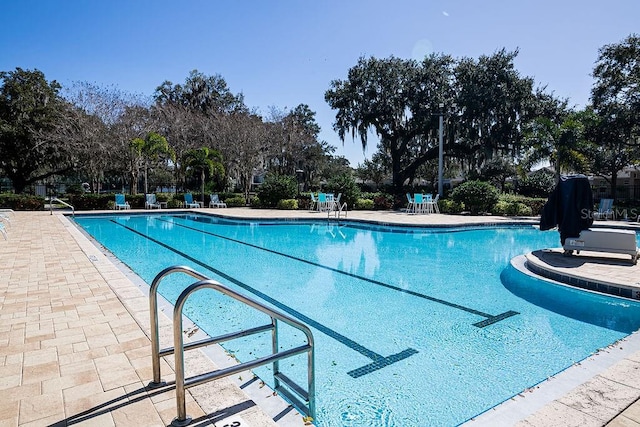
<box><xmin>413</xmin><ymin>193</ymin><xmax>425</xmax><ymax>214</ymax></box>
<box><xmin>145</xmin><ymin>194</ymin><xmax>161</xmax><ymax>209</ymax></box>
<box><xmin>184</xmin><ymin>193</ymin><xmax>200</xmax><ymax>208</ymax></box>
<box><xmin>309</xmin><ymin>193</ymin><xmax>318</xmax><ymax>211</ymax></box>
<box><xmin>115</xmin><ymin>193</ymin><xmax>130</xmax><ymax>210</ymax></box>
<box><xmin>333</xmin><ymin>193</ymin><xmax>342</xmax><ymax>209</ymax></box>
<box><xmin>0</xmin><ymin>222</ymin><xmax>7</xmax><ymax>240</ymax></box>
<box><xmin>429</xmin><ymin>194</ymin><xmax>440</xmax><ymax>214</ymax></box>
<box><xmin>327</xmin><ymin>193</ymin><xmax>341</xmax><ymax>212</ymax></box>
<box><xmin>0</xmin><ymin>212</ymin><xmax>11</xmax><ymax>226</ymax></box>
<box><xmin>406</xmin><ymin>193</ymin><xmax>415</xmax><ymax>214</ymax></box>
<box><xmin>325</xmin><ymin>193</ymin><xmax>336</xmax><ymax>211</ymax></box>
<box><xmin>593</xmin><ymin>198</ymin><xmax>614</xmax><ymax>220</ymax></box>
<box><xmin>209</xmin><ymin>194</ymin><xmax>227</xmax><ymax>208</ymax></box>
<box><xmin>317</xmin><ymin>193</ymin><xmax>328</xmax><ymax>212</ymax></box>
<box><xmin>423</xmin><ymin>194</ymin><xmax>434</xmax><ymax>213</ymax></box>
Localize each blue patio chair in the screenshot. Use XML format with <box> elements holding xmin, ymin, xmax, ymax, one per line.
<box><xmin>184</xmin><ymin>193</ymin><xmax>200</xmax><ymax>208</ymax></box>
<box><xmin>0</xmin><ymin>212</ymin><xmax>11</xmax><ymax>226</ymax></box>
<box><xmin>413</xmin><ymin>193</ymin><xmax>425</xmax><ymax>214</ymax></box>
<box><xmin>423</xmin><ymin>194</ymin><xmax>433</xmax><ymax>213</ymax></box>
<box><xmin>145</xmin><ymin>194</ymin><xmax>161</xmax><ymax>209</ymax></box>
<box><xmin>0</xmin><ymin>222</ymin><xmax>7</xmax><ymax>240</ymax></box>
<box><xmin>115</xmin><ymin>193</ymin><xmax>130</xmax><ymax>210</ymax></box>
<box><xmin>209</xmin><ymin>194</ymin><xmax>227</xmax><ymax>208</ymax></box>
<box><xmin>593</xmin><ymin>198</ymin><xmax>614</xmax><ymax>220</ymax></box>
<box><xmin>317</xmin><ymin>193</ymin><xmax>328</xmax><ymax>211</ymax></box>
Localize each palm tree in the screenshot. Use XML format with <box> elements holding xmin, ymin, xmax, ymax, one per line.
<box><xmin>521</xmin><ymin>114</ymin><xmax>589</xmax><ymax>182</ymax></box>
<box><xmin>130</xmin><ymin>132</ymin><xmax>173</xmax><ymax>194</ymax></box>
<box><xmin>183</xmin><ymin>147</ymin><xmax>225</xmax><ymax>204</ymax></box>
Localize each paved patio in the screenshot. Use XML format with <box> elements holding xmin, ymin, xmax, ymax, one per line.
<box><xmin>1</xmin><ymin>208</ymin><xmax>639</xmax><ymax>426</ymax></box>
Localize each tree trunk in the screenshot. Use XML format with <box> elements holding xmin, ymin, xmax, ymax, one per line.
<box><xmin>144</xmin><ymin>163</ymin><xmax>148</xmax><ymax>195</ymax></box>
<box><xmin>390</xmin><ymin>144</ymin><xmax>403</xmax><ymax>196</ymax></box>
<box><xmin>201</xmin><ymin>170</ymin><xmax>206</xmax><ymax>204</ymax></box>
<box><xmin>130</xmin><ymin>171</ymin><xmax>137</xmax><ymax>195</ymax></box>
<box><xmin>7</xmin><ymin>173</ymin><xmax>28</xmax><ymax>194</ymax></box>
<box><xmin>244</xmin><ymin>172</ymin><xmax>251</xmax><ymax>204</ymax></box>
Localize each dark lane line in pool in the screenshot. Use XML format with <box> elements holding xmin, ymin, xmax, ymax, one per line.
<box><xmin>110</xmin><ymin>219</ymin><xmax>416</xmax><ymax>378</ymax></box>
<box><xmin>168</xmin><ymin>216</ymin><xmax>518</xmax><ymax>328</ymax></box>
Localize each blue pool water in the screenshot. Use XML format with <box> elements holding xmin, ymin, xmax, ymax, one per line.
<box><xmin>73</xmin><ymin>214</ymin><xmax>640</xmax><ymax>427</ymax></box>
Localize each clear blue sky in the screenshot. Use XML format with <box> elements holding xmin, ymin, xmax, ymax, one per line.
<box><xmin>1</xmin><ymin>0</ymin><xmax>638</xmax><ymax>166</ymax></box>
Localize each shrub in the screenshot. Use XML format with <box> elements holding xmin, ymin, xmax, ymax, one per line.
<box><xmin>492</xmin><ymin>200</ymin><xmax>511</xmax><ymax>215</ymax></box>
<box><xmin>517</xmin><ymin>203</ymin><xmax>533</xmax><ymax>216</ymax></box>
<box><xmin>225</xmin><ymin>196</ymin><xmax>247</xmax><ymax>207</ymax></box>
<box><xmin>450</xmin><ymin>180</ymin><xmax>499</xmax><ymax>215</ymax></box>
<box><xmin>277</xmin><ymin>199</ymin><xmax>298</xmax><ymax>210</ymax></box>
<box><xmin>67</xmin><ymin>193</ymin><xmax>112</xmax><ymax>210</ymax></box>
<box><xmin>166</xmin><ymin>196</ymin><xmax>182</xmax><ymax>208</ymax></box>
<box><xmin>497</xmin><ymin>193</ymin><xmax>547</xmax><ymax>216</ymax></box>
<box><xmin>324</xmin><ymin>173</ymin><xmax>361</xmax><ymax>209</ymax></box>
<box><xmin>438</xmin><ymin>199</ymin><xmax>464</xmax><ymax>214</ymax></box>
<box><xmin>256</xmin><ymin>174</ymin><xmax>297</xmax><ymax>208</ymax></box>
<box><xmin>65</xmin><ymin>184</ymin><xmax>85</xmax><ymax>195</ymax></box>
<box><xmin>493</xmin><ymin>200</ymin><xmax>533</xmax><ymax>216</ymax></box>
<box><xmin>0</xmin><ymin>193</ymin><xmax>45</xmax><ymax>210</ymax></box>
<box><xmin>372</xmin><ymin>193</ymin><xmax>394</xmax><ymax>210</ymax></box>
<box><xmin>156</xmin><ymin>193</ymin><xmax>171</xmax><ymax>203</ymax></box>
<box><xmin>354</xmin><ymin>198</ymin><xmax>374</xmax><ymax>210</ymax></box>
<box><xmin>297</xmin><ymin>193</ymin><xmax>313</xmax><ymax>210</ymax></box>
<box><xmin>127</xmin><ymin>194</ymin><xmax>146</xmax><ymax>209</ymax></box>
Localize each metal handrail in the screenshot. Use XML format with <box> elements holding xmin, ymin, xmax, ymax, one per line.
<box><xmin>148</xmin><ymin>265</ymin><xmax>315</xmax><ymax>427</ymax></box>
<box><xmin>49</xmin><ymin>197</ymin><xmax>74</xmax><ymax>217</ymax></box>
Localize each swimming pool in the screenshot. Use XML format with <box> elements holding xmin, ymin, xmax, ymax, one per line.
<box><xmin>73</xmin><ymin>213</ymin><xmax>640</xmax><ymax>427</ymax></box>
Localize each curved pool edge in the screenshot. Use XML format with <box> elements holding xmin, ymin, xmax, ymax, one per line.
<box><xmin>524</xmin><ymin>249</ymin><xmax>640</xmax><ymax>300</ymax></box>
<box><xmin>466</xmin><ymin>254</ymin><xmax>640</xmax><ymax>426</ymax></box>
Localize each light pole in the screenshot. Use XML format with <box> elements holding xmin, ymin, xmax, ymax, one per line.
<box><xmin>295</xmin><ymin>169</ymin><xmax>304</xmax><ymax>195</ymax></box>
<box><xmin>437</xmin><ymin>103</ymin><xmax>444</xmax><ymax>198</ymax></box>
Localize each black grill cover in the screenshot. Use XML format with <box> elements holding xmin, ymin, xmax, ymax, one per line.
<box><xmin>539</xmin><ymin>174</ymin><xmax>594</xmax><ymax>245</ymax></box>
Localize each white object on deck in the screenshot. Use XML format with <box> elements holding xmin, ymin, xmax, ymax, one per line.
<box><xmin>563</xmin><ymin>228</ymin><xmax>639</xmax><ymax>264</ymax></box>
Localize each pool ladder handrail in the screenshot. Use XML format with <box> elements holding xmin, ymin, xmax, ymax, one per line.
<box><xmin>49</xmin><ymin>197</ymin><xmax>75</xmax><ymax>217</ymax></box>
<box><xmin>148</xmin><ymin>265</ymin><xmax>315</xmax><ymax>427</ymax></box>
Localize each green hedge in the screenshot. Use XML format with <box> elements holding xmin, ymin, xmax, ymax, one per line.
<box><xmin>225</xmin><ymin>196</ymin><xmax>247</xmax><ymax>207</ymax></box>
<box><xmin>0</xmin><ymin>193</ymin><xmax>45</xmax><ymax>210</ymax></box>
<box><xmin>354</xmin><ymin>198</ymin><xmax>374</xmax><ymax>210</ymax></box>
<box><xmin>277</xmin><ymin>199</ymin><xmax>298</xmax><ymax>210</ymax></box>
<box><xmin>67</xmin><ymin>193</ymin><xmax>149</xmax><ymax>210</ymax></box>
<box><xmin>438</xmin><ymin>199</ymin><xmax>464</xmax><ymax>214</ymax></box>
<box><xmin>495</xmin><ymin>194</ymin><xmax>546</xmax><ymax>216</ymax></box>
